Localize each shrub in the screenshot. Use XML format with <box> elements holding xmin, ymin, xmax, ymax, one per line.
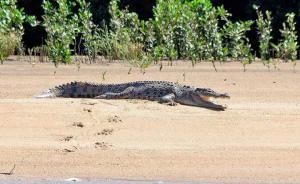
<box><xmin>0</xmin><ymin>0</ymin><xmax>37</xmax><ymax>63</ymax></box>
<box><xmin>42</xmin><ymin>0</ymin><xmax>79</xmax><ymax>66</ymax></box>
<box><xmin>152</xmin><ymin>0</ymin><xmax>195</xmax><ymax>61</ymax></box>
<box><xmin>99</xmin><ymin>0</ymin><xmax>147</xmax><ymax>67</ymax></box>
<box><xmin>277</xmin><ymin>13</ymin><xmax>298</xmax><ymax>70</ymax></box>
<box><xmin>196</xmin><ymin>6</ymin><xmax>229</xmax><ymax>71</ymax></box>
<box><xmin>184</xmin><ymin>0</ymin><xmax>212</xmax><ymax>10</ymax></box>
<box><xmin>254</xmin><ymin>5</ymin><xmax>273</xmax><ymax>69</ymax></box>
<box><xmin>0</xmin><ymin>0</ymin><xmax>37</xmax><ymax>36</ymax></box>
<box><xmin>222</xmin><ymin>19</ymin><xmax>253</xmax><ymax>71</ymax></box>
<box><xmin>77</xmin><ymin>0</ymin><xmax>100</xmax><ymax>63</ymax></box>
<box><xmin>0</xmin><ymin>32</ymin><xmax>19</xmax><ymax>64</ymax></box>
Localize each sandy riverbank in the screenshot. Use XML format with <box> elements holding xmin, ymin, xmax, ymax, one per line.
<box><xmin>0</xmin><ymin>59</ymin><xmax>300</xmax><ymax>183</ymax></box>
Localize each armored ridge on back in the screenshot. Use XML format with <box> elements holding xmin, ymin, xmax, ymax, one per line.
<box><xmin>36</xmin><ymin>81</ymin><xmax>230</xmax><ymax>111</ymax></box>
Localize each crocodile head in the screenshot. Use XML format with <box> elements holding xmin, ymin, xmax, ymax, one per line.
<box><xmin>176</xmin><ymin>88</ymin><xmax>230</xmax><ymax>111</ymax></box>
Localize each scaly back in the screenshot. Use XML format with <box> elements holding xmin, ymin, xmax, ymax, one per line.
<box><xmin>36</xmin><ymin>81</ymin><xmax>180</xmax><ymax>98</ymax></box>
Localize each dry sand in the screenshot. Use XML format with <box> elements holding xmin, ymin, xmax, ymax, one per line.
<box><xmin>0</xmin><ymin>58</ymin><xmax>300</xmax><ymax>183</ymax></box>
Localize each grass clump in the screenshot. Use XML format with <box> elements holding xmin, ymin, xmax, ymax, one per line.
<box><xmin>0</xmin><ymin>32</ymin><xmax>19</xmax><ymax>64</ymax></box>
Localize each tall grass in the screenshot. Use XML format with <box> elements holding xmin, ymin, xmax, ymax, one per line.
<box><xmin>0</xmin><ymin>32</ymin><xmax>19</xmax><ymax>64</ymax></box>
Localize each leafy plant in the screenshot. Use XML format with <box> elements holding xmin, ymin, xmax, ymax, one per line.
<box><xmin>0</xmin><ymin>0</ymin><xmax>37</xmax><ymax>36</ymax></box>
<box><xmin>0</xmin><ymin>0</ymin><xmax>37</xmax><ymax>63</ymax></box>
<box><xmin>42</xmin><ymin>0</ymin><xmax>80</xmax><ymax>67</ymax></box>
<box><xmin>254</xmin><ymin>5</ymin><xmax>273</xmax><ymax>69</ymax></box>
<box><xmin>138</xmin><ymin>53</ymin><xmax>153</xmax><ymax>73</ymax></box>
<box><xmin>222</xmin><ymin>19</ymin><xmax>253</xmax><ymax>71</ymax></box>
<box><xmin>99</xmin><ymin>0</ymin><xmax>148</xmax><ymax>68</ymax></box>
<box><xmin>197</xmin><ymin>6</ymin><xmax>229</xmax><ymax>71</ymax></box>
<box><xmin>184</xmin><ymin>0</ymin><xmax>212</xmax><ymax>10</ymax></box>
<box><xmin>277</xmin><ymin>13</ymin><xmax>298</xmax><ymax>71</ymax></box>
<box><xmin>152</xmin><ymin>0</ymin><xmax>195</xmax><ymax>61</ymax></box>
<box><xmin>77</xmin><ymin>0</ymin><xmax>97</xmax><ymax>63</ymax></box>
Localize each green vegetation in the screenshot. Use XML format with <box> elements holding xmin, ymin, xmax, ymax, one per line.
<box><xmin>42</xmin><ymin>0</ymin><xmax>79</xmax><ymax>67</ymax></box>
<box><xmin>278</xmin><ymin>13</ymin><xmax>298</xmax><ymax>70</ymax></box>
<box><xmin>254</xmin><ymin>5</ymin><xmax>273</xmax><ymax>69</ymax></box>
<box><xmin>0</xmin><ymin>0</ymin><xmax>298</xmax><ymax>71</ymax></box>
<box><xmin>0</xmin><ymin>0</ymin><xmax>37</xmax><ymax>35</ymax></box>
<box><xmin>223</xmin><ymin>19</ymin><xmax>254</xmax><ymax>71</ymax></box>
<box><xmin>0</xmin><ymin>32</ymin><xmax>19</xmax><ymax>64</ymax></box>
<box><xmin>0</xmin><ymin>0</ymin><xmax>37</xmax><ymax>64</ymax></box>
<box><xmin>195</xmin><ymin>6</ymin><xmax>225</xmax><ymax>71</ymax></box>
<box><xmin>78</xmin><ymin>0</ymin><xmax>101</xmax><ymax>63</ymax></box>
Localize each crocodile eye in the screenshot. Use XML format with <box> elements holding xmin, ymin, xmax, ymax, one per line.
<box><xmin>195</xmin><ymin>88</ymin><xmax>203</xmax><ymax>92</ymax></box>
<box><xmin>196</xmin><ymin>88</ymin><xmax>213</xmax><ymax>93</ymax></box>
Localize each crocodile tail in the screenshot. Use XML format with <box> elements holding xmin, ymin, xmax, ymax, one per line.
<box><xmin>36</xmin><ymin>81</ymin><xmax>100</xmax><ymax>98</ymax></box>
<box><xmin>35</xmin><ymin>89</ymin><xmax>58</xmax><ymax>98</ymax></box>
<box><xmin>35</xmin><ymin>82</ymin><xmax>72</xmax><ymax>98</ymax></box>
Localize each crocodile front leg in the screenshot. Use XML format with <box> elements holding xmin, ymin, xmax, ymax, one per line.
<box><xmin>159</xmin><ymin>93</ymin><xmax>177</xmax><ymax>106</ymax></box>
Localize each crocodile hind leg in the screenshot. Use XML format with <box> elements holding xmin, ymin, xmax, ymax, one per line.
<box><xmin>159</xmin><ymin>93</ymin><xmax>177</xmax><ymax>106</ymax></box>
<box><xmin>94</xmin><ymin>87</ymin><xmax>134</xmax><ymax>99</ymax></box>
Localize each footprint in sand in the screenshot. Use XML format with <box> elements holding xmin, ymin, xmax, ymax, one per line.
<box><xmin>72</xmin><ymin>122</ymin><xmax>84</xmax><ymax>128</ymax></box>
<box><xmin>83</xmin><ymin>108</ymin><xmax>92</xmax><ymax>112</ymax></box>
<box><xmin>108</xmin><ymin>115</ymin><xmax>122</xmax><ymax>123</ymax></box>
<box><xmin>97</xmin><ymin>128</ymin><xmax>114</xmax><ymax>136</ymax></box>
<box><xmin>95</xmin><ymin>142</ymin><xmax>112</xmax><ymax>150</ymax></box>
<box><xmin>60</xmin><ymin>136</ymin><xmax>73</xmax><ymax>142</ymax></box>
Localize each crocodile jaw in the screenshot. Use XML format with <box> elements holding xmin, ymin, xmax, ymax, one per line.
<box><xmin>199</xmin><ymin>95</ymin><xmax>229</xmax><ymax>110</ymax></box>
<box><xmin>200</xmin><ymin>94</ymin><xmax>229</xmax><ymax>102</ymax></box>
<box><xmin>200</xmin><ymin>95</ymin><xmax>211</xmax><ymax>102</ymax></box>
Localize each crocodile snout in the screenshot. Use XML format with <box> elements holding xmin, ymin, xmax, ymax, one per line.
<box><xmin>219</xmin><ymin>93</ymin><xmax>230</xmax><ymax>99</ymax></box>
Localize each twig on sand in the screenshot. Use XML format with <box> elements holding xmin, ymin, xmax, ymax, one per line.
<box><xmin>0</xmin><ymin>164</ymin><xmax>16</xmax><ymax>175</ymax></box>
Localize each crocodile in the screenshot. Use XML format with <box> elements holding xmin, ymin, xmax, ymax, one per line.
<box><xmin>36</xmin><ymin>81</ymin><xmax>230</xmax><ymax>110</ymax></box>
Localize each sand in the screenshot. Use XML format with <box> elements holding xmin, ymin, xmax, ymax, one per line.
<box><xmin>0</xmin><ymin>58</ymin><xmax>300</xmax><ymax>183</ymax></box>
